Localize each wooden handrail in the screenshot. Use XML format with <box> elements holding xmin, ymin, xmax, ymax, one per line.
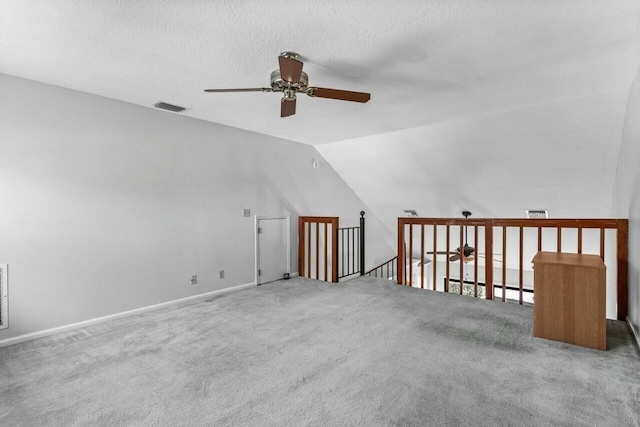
<box><xmin>299</xmin><ymin>216</ymin><xmax>339</xmax><ymax>282</ymax></box>
<box><xmin>397</xmin><ymin>217</ymin><xmax>628</xmax><ymax>320</ymax></box>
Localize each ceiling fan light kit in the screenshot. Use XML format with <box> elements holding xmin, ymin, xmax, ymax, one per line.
<box><xmin>204</xmin><ymin>52</ymin><xmax>371</xmax><ymax>117</ymax></box>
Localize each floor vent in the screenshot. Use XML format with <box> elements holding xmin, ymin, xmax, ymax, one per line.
<box><xmin>0</xmin><ymin>264</ymin><xmax>7</xmax><ymax>329</ymax></box>
<box><xmin>154</xmin><ymin>101</ymin><xmax>187</xmax><ymax>113</ymax></box>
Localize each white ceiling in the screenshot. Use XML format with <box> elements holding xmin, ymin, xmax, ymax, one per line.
<box><xmin>1</xmin><ymin>1</ymin><xmax>639</xmax><ymax>221</ymax></box>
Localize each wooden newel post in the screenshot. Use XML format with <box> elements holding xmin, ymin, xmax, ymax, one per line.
<box><xmin>360</xmin><ymin>211</ymin><xmax>365</xmax><ymax>275</ymax></box>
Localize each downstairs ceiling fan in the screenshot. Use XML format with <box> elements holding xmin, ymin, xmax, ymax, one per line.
<box><xmin>204</xmin><ymin>52</ymin><xmax>371</xmax><ymax>117</ymax></box>
<box><xmin>428</xmin><ymin>211</ymin><xmax>477</xmax><ymax>262</ymax></box>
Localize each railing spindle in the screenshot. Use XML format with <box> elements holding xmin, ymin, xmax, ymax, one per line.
<box><xmin>538</xmin><ymin>226</ymin><xmax>542</xmax><ymax>252</ymax></box>
<box><xmin>502</xmin><ymin>226</ymin><xmax>507</xmax><ymax>302</ymax></box>
<box><xmin>474</xmin><ymin>226</ymin><xmax>478</xmax><ymax>297</ymax></box>
<box><xmin>557</xmin><ymin>227</ymin><xmax>562</xmax><ymax>252</ymax></box>
<box><xmin>445</xmin><ymin>225</ymin><xmax>450</xmax><ymax>293</ymax></box>
<box><xmin>459</xmin><ymin>224</ymin><xmax>464</xmax><ymax>295</ymax></box>
<box><xmin>617</xmin><ymin>220</ymin><xmax>629</xmax><ymax>320</ymax></box>
<box><xmin>485</xmin><ymin>221</ymin><xmax>493</xmax><ymax>300</ymax></box>
<box><xmin>577</xmin><ymin>227</ymin><xmax>583</xmax><ymax>254</ymax></box>
<box><xmin>409</xmin><ymin>225</ymin><xmax>413</xmax><ymax>287</ymax></box>
<box><xmin>324</xmin><ymin>223</ymin><xmax>328</xmax><ymax>281</ymax></box>
<box><xmin>316</xmin><ymin>222</ymin><xmax>320</xmax><ymax>280</ymax></box>
<box><xmin>433</xmin><ymin>224</ymin><xmax>437</xmax><ymax>291</ymax></box>
<box><xmin>519</xmin><ymin>226</ymin><xmax>523</xmax><ymax>305</ymax></box>
<box><xmin>307</xmin><ymin>221</ymin><xmax>311</xmax><ymax>278</ymax></box>
<box><xmin>420</xmin><ymin>224</ymin><xmax>425</xmax><ymax>289</ymax></box>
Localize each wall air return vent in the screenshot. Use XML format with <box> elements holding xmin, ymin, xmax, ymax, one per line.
<box><xmin>0</xmin><ymin>264</ymin><xmax>7</xmax><ymax>329</ymax></box>
<box><xmin>526</xmin><ymin>209</ymin><xmax>548</xmax><ymax>219</ymax></box>
<box><xmin>154</xmin><ymin>101</ymin><xmax>187</xmax><ymax>113</ymax></box>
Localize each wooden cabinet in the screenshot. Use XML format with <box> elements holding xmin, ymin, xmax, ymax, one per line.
<box><xmin>532</xmin><ymin>251</ymin><xmax>606</xmax><ymax>350</ymax></box>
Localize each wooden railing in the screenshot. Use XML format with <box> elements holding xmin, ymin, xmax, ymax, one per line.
<box><xmin>299</xmin><ymin>216</ymin><xmax>339</xmax><ymax>282</ymax></box>
<box><xmin>397</xmin><ymin>217</ymin><xmax>628</xmax><ymax>320</ymax></box>
<box><xmin>299</xmin><ymin>212</ymin><xmax>366</xmax><ymax>283</ymax></box>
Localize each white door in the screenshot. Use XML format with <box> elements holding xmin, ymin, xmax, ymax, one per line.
<box><xmin>256</xmin><ymin>216</ymin><xmax>290</xmax><ymax>285</ymax></box>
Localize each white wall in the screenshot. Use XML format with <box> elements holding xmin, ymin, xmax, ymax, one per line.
<box><xmin>0</xmin><ymin>74</ymin><xmax>393</xmax><ymax>340</ymax></box>
<box><xmin>317</xmin><ymin>92</ymin><xmax>627</xmax><ymax>225</ymax></box>
<box><xmin>612</xmin><ymin>66</ymin><xmax>640</xmax><ymax>335</ymax></box>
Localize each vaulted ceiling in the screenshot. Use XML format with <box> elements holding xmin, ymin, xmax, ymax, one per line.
<box><xmin>2</xmin><ymin>0</ymin><xmax>639</xmax><ymax>222</ymax></box>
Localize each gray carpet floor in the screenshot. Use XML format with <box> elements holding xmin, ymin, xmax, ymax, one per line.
<box><xmin>1</xmin><ymin>276</ymin><xmax>639</xmax><ymax>426</ymax></box>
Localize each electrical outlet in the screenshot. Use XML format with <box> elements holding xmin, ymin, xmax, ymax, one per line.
<box><xmin>190</xmin><ymin>275</ymin><xmax>197</xmax><ymax>285</ymax></box>
<box><xmin>219</xmin><ymin>270</ymin><xmax>225</xmax><ymax>279</ymax></box>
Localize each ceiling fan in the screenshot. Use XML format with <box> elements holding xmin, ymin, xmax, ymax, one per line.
<box><xmin>428</xmin><ymin>211</ymin><xmax>478</xmax><ymax>262</ymax></box>
<box><xmin>204</xmin><ymin>52</ymin><xmax>371</xmax><ymax>117</ymax></box>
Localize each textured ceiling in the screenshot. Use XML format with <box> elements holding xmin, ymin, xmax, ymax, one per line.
<box><xmin>1</xmin><ymin>1</ymin><xmax>639</xmax><ymax>222</ymax></box>
<box><xmin>1</xmin><ymin>1</ymin><xmax>638</xmax><ymax>145</ymax></box>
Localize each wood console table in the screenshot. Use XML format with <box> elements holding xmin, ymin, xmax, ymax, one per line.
<box><xmin>532</xmin><ymin>251</ymin><xmax>606</xmax><ymax>350</ymax></box>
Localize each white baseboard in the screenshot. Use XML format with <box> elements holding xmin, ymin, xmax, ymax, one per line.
<box><xmin>628</xmin><ymin>318</ymin><xmax>640</xmax><ymax>355</ymax></box>
<box><xmin>0</xmin><ymin>281</ymin><xmax>256</xmax><ymax>348</ymax></box>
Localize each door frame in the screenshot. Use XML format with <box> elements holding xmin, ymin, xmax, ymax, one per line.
<box><xmin>255</xmin><ymin>214</ymin><xmax>291</xmax><ymax>285</ymax></box>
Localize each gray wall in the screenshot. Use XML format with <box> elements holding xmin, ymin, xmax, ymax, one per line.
<box><xmin>0</xmin><ymin>74</ymin><xmax>393</xmax><ymax>340</ymax></box>
<box><xmin>612</xmin><ymin>66</ymin><xmax>640</xmax><ymax>335</ymax></box>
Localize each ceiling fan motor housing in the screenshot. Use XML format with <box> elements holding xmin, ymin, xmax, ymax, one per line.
<box><xmin>270</xmin><ymin>70</ymin><xmax>308</xmax><ymax>92</ymax></box>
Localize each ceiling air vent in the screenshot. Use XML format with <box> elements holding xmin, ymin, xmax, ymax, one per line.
<box><xmin>526</xmin><ymin>209</ymin><xmax>548</xmax><ymax>219</ymax></box>
<box><xmin>154</xmin><ymin>101</ymin><xmax>186</xmax><ymax>113</ymax></box>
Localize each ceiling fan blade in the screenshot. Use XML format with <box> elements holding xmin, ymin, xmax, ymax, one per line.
<box><xmin>426</xmin><ymin>251</ymin><xmax>451</xmax><ymax>255</ymax></box>
<box><xmin>279</xmin><ymin>55</ymin><xmax>304</xmax><ymax>83</ymax></box>
<box><xmin>281</xmin><ymin>97</ymin><xmax>296</xmax><ymax>117</ymax></box>
<box><xmin>204</xmin><ymin>88</ymin><xmax>272</xmax><ymax>93</ymax></box>
<box><xmin>449</xmin><ymin>254</ymin><xmax>461</xmax><ymax>262</ymax></box>
<box><xmin>309</xmin><ymin>87</ymin><xmax>371</xmax><ymax>103</ymax></box>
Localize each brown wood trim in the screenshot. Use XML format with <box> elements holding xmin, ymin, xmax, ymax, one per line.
<box><xmin>400</xmin><ymin>218</ymin><xmax>488</xmax><ymax>226</ymax></box>
<box><xmin>577</xmin><ymin>227</ymin><xmax>583</xmax><ymax>254</ymax></box>
<box><xmin>299</xmin><ymin>216</ymin><xmax>341</xmax><ymax>223</ymax></box>
<box><xmin>307</xmin><ymin>221</ymin><xmax>311</xmax><ymax>278</ymax></box>
<box><xmin>433</xmin><ymin>224</ymin><xmax>437</xmax><ymax>291</ymax></box>
<box><xmin>491</xmin><ymin>218</ymin><xmax>620</xmax><ymax>228</ymax></box>
<box><xmin>397</xmin><ymin>220</ymin><xmax>404</xmax><ymax>285</ymax></box>
<box><xmin>485</xmin><ymin>221</ymin><xmax>493</xmax><ymax>300</ymax></box>
<box><xmin>409</xmin><ymin>225</ymin><xmax>413</xmax><ymax>287</ymax></box>
<box><xmin>400</xmin><ymin>217</ymin><xmax>620</xmax><ymax>228</ymax></box>
<box><xmin>502</xmin><ymin>226</ymin><xmax>507</xmax><ymax>302</ymax></box>
<box><xmin>537</xmin><ymin>226</ymin><xmax>542</xmax><ymax>252</ymax></box>
<box><xmin>331</xmin><ymin>218</ymin><xmax>339</xmax><ymax>282</ymax></box>
<box><xmin>519</xmin><ymin>226</ymin><xmax>523</xmax><ymax>305</ymax></box>
<box><xmin>298</xmin><ymin>216</ymin><xmax>305</xmax><ymax>277</ymax></box>
<box><xmin>420</xmin><ymin>224</ymin><xmax>425</xmax><ymax>289</ymax></box>
<box><xmin>298</xmin><ymin>216</ymin><xmax>340</xmax><ymax>282</ymax></box>
<box><xmin>394</xmin><ymin>216</ymin><xmax>628</xmax><ymax>312</ymax></box>
<box><xmin>474</xmin><ymin>226</ymin><xmax>479</xmax><ymax>297</ymax></box>
<box><xmin>557</xmin><ymin>227</ymin><xmax>562</xmax><ymax>252</ymax></box>
<box><xmin>459</xmin><ymin>225</ymin><xmax>464</xmax><ymax>295</ymax></box>
<box><xmin>445</xmin><ymin>225</ymin><xmax>450</xmax><ymax>293</ymax></box>
<box><xmin>324</xmin><ymin>223</ymin><xmax>328</xmax><ymax>281</ymax></box>
<box><xmin>617</xmin><ymin>219</ymin><xmax>628</xmax><ymax>320</ymax></box>
<box><xmin>315</xmin><ymin>222</ymin><xmax>320</xmax><ymax>279</ymax></box>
